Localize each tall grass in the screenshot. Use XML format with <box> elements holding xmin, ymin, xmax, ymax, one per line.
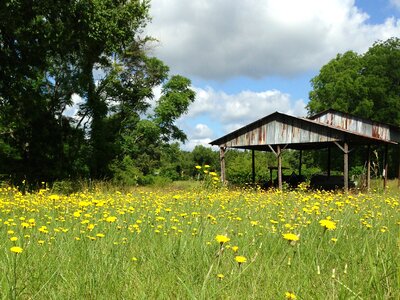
<box><xmin>0</xmin><ymin>184</ymin><xmax>399</xmax><ymax>299</ymax></box>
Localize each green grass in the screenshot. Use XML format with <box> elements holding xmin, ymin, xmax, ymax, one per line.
<box><xmin>0</xmin><ymin>184</ymin><xmax>399</xmax><ymax>299</ymax></box>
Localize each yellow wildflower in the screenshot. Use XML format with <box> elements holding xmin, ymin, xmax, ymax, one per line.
<box><xmin>215</xmin><ymin>235</ymin><xmax>230</xmax><ymax>245</ymax></box>
<box><xmin>319</xmin><ymin>219</ymin><xmax>336</xmax><ymax>230</ymax></box>
<box><xmin>10</xmin><ymin>246</ymin><xmax>23</xmax><ymax>254</ymax></box>
<box><xmin>285</xmin><ymin>291</ymin><xmax>297</xmax><ymax>299</ymax></box>
<box><xmin>235</xmin><ymin>255</ymin><xmax>247</xmax><ymax>264</ymax></box>
<box><xmin>282</xmin><ymin>233</ymin><xmax>299</xmax><ymax>242</ymax></box>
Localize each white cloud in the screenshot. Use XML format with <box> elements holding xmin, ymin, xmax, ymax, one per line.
<box><xmin>178</xmin><ymin>86</ymin><xmax>307</xmax><ymax>150</ymax></box>
<box><xmin>147</xmin><ymin>0</ymin><xmax>400</xmax><ymax>80</ymax></box>
<box><xmin>391</xmin><ymin>0</ymin><xmax>400</xmax><ymax>9</ymax></box>
<box><xmin>192</xmin><ymin>123</ymin><xmax>213</xmax><ymax>139</ymax></box>
<box><xmin>185</xmin><ymin>87</ymin><xmax>307</xmax><ymax>125</ymax></box>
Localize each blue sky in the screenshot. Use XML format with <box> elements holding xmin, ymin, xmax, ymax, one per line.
<box><xmin>144</xmin><ymin>0</ymin><xmax>400</xmax><ymax>150</ymax></box>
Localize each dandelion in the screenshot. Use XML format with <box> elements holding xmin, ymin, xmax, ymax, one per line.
<box><xmin>282</xmin><ymin>233</ymin><xmax>299</xmax><ymax>242</ymax></box>
<box><xmin>131</xmin><ymin>257</ymin><xmax>138</xmax><ymax>262</ymax></box>
<box><xmin>10</xmin><ymin>246</ymin><xmax>23</xmax><ymax>254</ymax></box>
<box><xmin>217</xmin><ymin>273</ymin><xmax>224</xmax><ymax>280</ymax></box>
<box><xmin>195</xmin><ymin>165</ymin><xmax>201</xmax><ymax>170</ymax></box>
<box><xmin>232</xmin><ymin>246</ymin><xmax>239</xmax><ymax>253</ymax></box>
<box><xmin>21</xmin><ymin>222</ymin><xmax>30</xmax><ymax>228</ymax></box>
<box><xmin>10</xmin><ymin>237</ymin><xmax>18</xmax><ymax>242</ymax></box>
<box><xmin>285</xmin><ymin>291</ymin><xmax>297</xmax><ymax>299</ymax></box>
<box><xmin>319</xmin><ymin>219</ymin><xmax>336</xmax><ymax>230</ymax></box>
<box><xmin>215</xmin><ymin>235</ymin><xmax>230</xmax><ymax>245</ymax></box>
<box><xmin>106</xmin><ymin>216</ymin><xmax>117</xmax><ymax>223</ymax></box>
<box><xmin>235</xmin><ymin>255</ymin><xmax>247</xmax><ymax>264</ymax></box>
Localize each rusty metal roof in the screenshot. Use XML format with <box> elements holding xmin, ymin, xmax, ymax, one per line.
<box><xmin>210</xmin><ymin>111</ymin><xmax>399</xmax><ymax>150</ymax></box>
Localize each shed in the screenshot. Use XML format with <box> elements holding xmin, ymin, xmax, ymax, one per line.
<box><xmin>210</xmin><ymin>110</ymin><xmax>400</xmax><ymax>191</ymax></box>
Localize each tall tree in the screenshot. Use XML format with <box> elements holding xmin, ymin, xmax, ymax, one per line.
<box><xmin>0</xmin><ymin>0</ymin><xmax>196</xmax><ymax>185</ymax></box>
<box><xmin>308</xmin><ymin>37</ymin><xmax>400</xmax><ymax>177</ymax></box>
<box><xmin>308</xmin><ymin>37</ymin><xmax>400</xmax><ymax>126</ymax></box>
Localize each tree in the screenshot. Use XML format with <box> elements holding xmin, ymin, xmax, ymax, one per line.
<box><xmin>0</xmin><ymin>1</ymin><xmax>196</xmax><ymax>186</ymax></box>
<box><xmin>308</xmin><ymin>38</ymin><xmax>400</xmax><ymax>125</ymax></box>
<box><xmin>308</xmin><ymin>37</ymin><xmax>400</xmax><ymax>178</ymax></box>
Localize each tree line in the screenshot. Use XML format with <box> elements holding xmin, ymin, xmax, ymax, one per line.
<box><xmin>0</xmin><ymin>0</ymin><xmax>195</xmax><ymax>187</ymax></box>
<box><xmin>1</xmin><ymin>1</ymin><xmax>399</xmax><ymax>188</ymax></box>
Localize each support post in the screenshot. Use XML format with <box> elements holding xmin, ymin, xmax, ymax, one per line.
<box><xmin>277</xmin><ymin>145</ymin><xmax>282</xmax><ymax>190</ymax></box>
<box><xmin>251</xmin><ymin>149</ymin><xmax>255</xmax><ymax>185</ymax></box>
<box><xmin>367</xmin><ymin>145</ymin><xmax>371</xmax><ymax>191</ymax></box>
<box><xmin>327</xmin><ymin>146</ymin><xmax>331</xmax><ymax>178</ymax></box>
<box><xmin>298</xmin><ymin>149</ymin><xmax>302</xmax><ymax>176</ymax></box>
<box><xmin>398</xmin><ymin>145</ymin><xmax>400</xmax><ymax>188</ymax></box>
<box><xmin>383</xmin><ymin>144</ymin><xmax>388</xmax><ymax>190</ymax></box>
<box><xmin>220</xmin><ymin>147</ymin><xmax>226</xmax><ymax>184</ymax></box>
<box><xmin>344</xmin><ymin>142</ymin><xmax>349</xmax><ymax>193</ymax></box>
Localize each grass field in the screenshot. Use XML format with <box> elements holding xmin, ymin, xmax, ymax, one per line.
<box><xmin>0</xmin><ymin>181</ymin><xmax>399</xmax><ymax>299</ymax></box>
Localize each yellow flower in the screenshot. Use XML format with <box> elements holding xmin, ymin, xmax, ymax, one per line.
<box><xmin>215</xmin><ymin>235</ymin><xmax>230</xmax><ymax>245</ymax></box>
<box><xmin>217</xmin><ymin>273</ymin><xmax>224</xmax><ymax>280</ymax></box>
<box><xmin>106</xmin><ymin>216</ymin><xmax>117</xmax><ymax>223</ymax></box>
<box><xmin>282</xmin><ymin>233</ymin><xmax>299</xmax><ymax>242</ymax></box>
<box><xmin>232</xmin><ymin>246</ymin><xmax>239</xmax><ymax>253</ymax></box>
<box><xmin>319</xmin><ymin>219</ymin><xmax>336</xmax><ymax>230</ymax></box>
<box><xmin>285</xmin><ymin>291</ymin><xmax>297</xmax><ymax>299</ymax></box>
<box><xmin>21</xmin><ymin>222</ymin><xmax>30</xmax><ymax>228</ymax></box>
<box><xmin>49</xmin><ymin>194</ymin><xmax>60</xmax><ymax>201</ymax></box>
<box><xmin>10</xmin><ymin>246</ymin><xmax>23</xmax><ymax>254</ymax></box>
<box><xmin>204</xmin><ymin>164</ymin><xmax>210</xmax><ymax>168</ymax></box>
<box><xmin>10</xmin><ymin>236</ymin><xmax>18</xmax><ymax>242</ymax></box>
<box><xmin>131</xmin><ymin>257</ymin><xmax>138</xmax><ymax>262</ymax></box>
<box><xmin>195</xmin><ymin>165</ymin><xmax>202</xmax><ymax>169</ymax></box>
<box><xmin>235</xmin><ymin>255</ymin><xmax>247</xmax><ymax>264</ymax></box>
<box><xmin>96</xmin><ymin>233</ymin><xmax>105</xmax><ymax>238</ymax></box>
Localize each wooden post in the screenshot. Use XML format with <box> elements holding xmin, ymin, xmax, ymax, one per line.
<box><xmin>327</xmin><ymin>146</ymin><xmax>331</xmax><ymax>178</ymax></box>
<box><xmin>398</xmin><ymin>145</ymin><xmax>400</xmax><ymax>188</ymax></box>
<box><xmin>298</xmin><ymin>149</ymin><xmax>302</xmax><ymax>176</ymax></box>
<box><xmin>277</xmin><ymin>145</ymin><xmax>282</xmax><ymax>190</ymax></box>
<box><xmin>383</xmin><ymin>144</ymin><xmax>388</xmax><ymax>190</ymax></box>
<box><xmin>344</xmin><ymin>142</ymin><xmax>349</xmax><ymax>193</ymax></box>
<box><xmin>367</xmin><ymin>145</ymin><xmax>371</xmax><ymax>191</ymax></box>
<box><xmin>251</xmin><ymin>149</ymin><xmax>255</xmax><ymax>185</ymax></box>
<box><xmin>220</xmin><ymin>147</ymin><xmax>226</xmax><ymax>184</ymax></box>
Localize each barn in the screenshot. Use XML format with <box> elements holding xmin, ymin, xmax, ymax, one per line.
<box><xmin>210</xmin><ymin>109</ymin><xmax>400</xmax><ymax>191</ymax></box>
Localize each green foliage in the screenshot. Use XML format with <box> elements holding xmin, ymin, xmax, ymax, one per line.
<box><xmin>0</xmin><ymin>1</ymin><xmax>196</xmax><ymax>186</ymax></box>
<box><xmin>308</xmin><ymin>37</ymin><xmax>400</xmax><ymax>126</ymax></box>
<box><xmin>109</xmin><ymin>155</ymin><xmax>141</xmax><ymax>186</ymax></box>
<box><xmin>308</xmin><ymin>38</ymin><xmax>400</xmax><ymax>178</ymax></box>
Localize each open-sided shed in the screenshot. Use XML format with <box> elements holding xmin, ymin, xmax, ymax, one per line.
<box><xmin>210</xmin><ymin>109</ymin><xmax>400</xmax><ymax>191</ymax></box>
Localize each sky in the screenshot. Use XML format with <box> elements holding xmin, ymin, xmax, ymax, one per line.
<box><xmin>143</xmin><ymin>0</ymin><xmax>400</xmax><ymax>151</ymax></box>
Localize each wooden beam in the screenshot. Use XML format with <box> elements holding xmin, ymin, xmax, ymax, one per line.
<box><xmin>298</xmin><ymin>149</ymin><xmax>302</xmax><ymax>176</ymax></box>
<box><xmin>267</xmin><ymin>144</ymin><xmax>277</xmax><ymax>156</ymax></box>
<box><xmin>277</xmin><ymin>145</ymin><xmax>282</xmax><ymax>190</ymax></box>
<box><xmin>367</xmin><ymin>145</ymin><xmax>371</xmax><ymax>191</ymax></box>
<box><xmin>252</xmin><ymin>149</ymin><xmax>255</xmax><ymax>185</ymax></box>
<box><xmin>220</xmin><ymin>147</ymin><xmax>226</xmax><ymax>184</ymax></box>
<box><xmin>327</xmin><ymin>146</ymin><xmax>331</xmax><ymax>178</ymax></box>
<box><xmin>344</xmin><ymin>142</ymin><xmax>349</xmax><ymax>193</ymax></box>
<box><xmin>398</xmin><ymin>145</ymin><xmax>400</xmax><ymax>189</ymax></box>
<box><xmin>383</xmin><ymin>144</ymin><xmax>388</xmax><ymax>190</ymax></box>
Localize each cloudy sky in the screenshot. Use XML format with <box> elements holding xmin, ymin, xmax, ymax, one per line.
<box><xmin>145</xmin><ymin>0</ymin><xmax>400</xmax><ymax>150</ymax></box>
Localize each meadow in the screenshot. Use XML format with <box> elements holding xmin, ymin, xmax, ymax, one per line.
<box><xmin>0</xmin><ymin>178</ymin><xmax>399</xmax><ymax>299</ymax></box>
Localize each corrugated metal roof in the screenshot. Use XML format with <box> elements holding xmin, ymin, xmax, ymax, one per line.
<box><xmin>210</xmin><ymin>111</ymin><xmax>399</xmax><ymax>149</ymax></box>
